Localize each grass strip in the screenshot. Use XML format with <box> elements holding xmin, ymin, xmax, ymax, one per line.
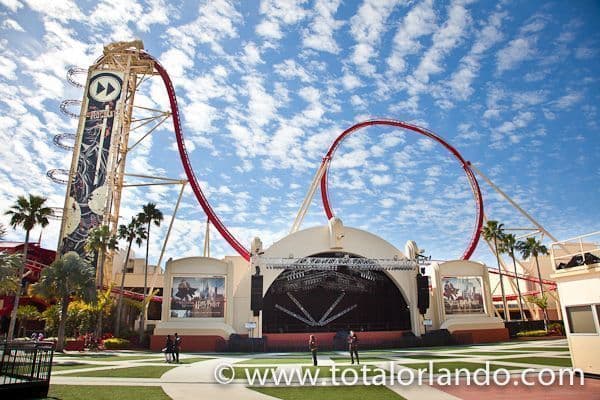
<box><xmin>251</xmin><ymin>386</ymin><xmax>406</xmax><ymax>400</ymax></box>
<box><xmin>45</xmin><ymin>385</ymin><xmax>170</xmax><ymax>400</ymax></box>
<box><xmin>61</xmin><ymin>365</ymin><xmax>176</xmax><ymax>378</ymax></box>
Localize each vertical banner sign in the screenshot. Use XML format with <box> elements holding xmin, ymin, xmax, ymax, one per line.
<box><xmin>59</xmin><ymin>70</ymin><xmax>124</xmax><ymax>257</ymax></box>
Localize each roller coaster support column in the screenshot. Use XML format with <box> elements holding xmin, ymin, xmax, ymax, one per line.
<box><xmin>290</xmin><ymin>158</ymin><xmax>330</xmax><ymax>233</ymax></box>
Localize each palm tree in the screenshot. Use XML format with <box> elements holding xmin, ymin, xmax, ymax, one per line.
<box><xmin>517</xmin><ymin>237</ymin><xmax>550</xmax><ymax>329</ymax></box>
<box><xmin>500</xmin><ymin>233</ymin><xmax>525</xmax><ymax>320</ymax></box>
<box><xmin>85</xmin><ymin>225</ymin><xmax>118</xmax><ymax>338</ymax></box>
<box><xmin>4</xmin><ymin>194</ymin><xmax>52</xmax><ymax>340</ymax></box>
<box><xmin>482</xmin><ymin>220</ymin><xmax>509</xmax><ymax>321</ymax></box>
<box><xmin>137</xmin><ymin>203</ymin><xmax>163</xmax><ymax>341</ymax></box>
<box><xmin>115</xmin><ymin>217</ymin><xmax>147</xmax><ymax>337</ymax></box>
<box><xmin>30</xmin><ymin>253</ymin><xmax>95</xmax><ymax>351</ymax></box>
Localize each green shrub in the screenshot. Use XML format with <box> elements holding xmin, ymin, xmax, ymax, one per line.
<box><xmin>516</xmin><ymin>330</ymin><xmax>548</xmax><ymax>337</ymax></box>
<box><xmin>103</xmin><ymin>338</ymin><xmax>131</xmax><ymax>349</ymax></box>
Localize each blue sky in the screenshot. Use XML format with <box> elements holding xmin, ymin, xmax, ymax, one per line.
<box><xmin>0</xmin><ymin>0</ymin><xmax>598</xmax><ymax>266</ymax></box>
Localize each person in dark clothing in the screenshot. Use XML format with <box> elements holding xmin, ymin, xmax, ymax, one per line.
<box><xmin>164</xmin><ymin>335</ymin><xmax>173</xmax><ymax>363</ymax></box>
<box><xmin>309</xmin><ymin>335</ymin><xmax>318</xmax><ymax>366</ymax></box>
<box><xmin>348</xmin><ymin>330</ymin><xmax>359</xmax><ymax>364</ymax></box>
<box><xmin>172</xmin><ymin>333</ymin><xmax>181</xmax><ymax>363</ymax></box>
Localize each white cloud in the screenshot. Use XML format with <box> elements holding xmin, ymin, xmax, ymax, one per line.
<box><xmin>0</xmin><ymin>0</ymin><xmax>23</xmax><ymax>12</ymax></box>
<box><xmin>274</xmin><ymin>59</ymin><xmax>312</xmax><ymax>82</ymax></box>
<box><xmin>341</xmin><ymin>72</ymin><xmax>361</xmax><ymax>90</ymax></box>
<box><xmin>2</xmin><ymin>18</ymin><xmax>25</xmax><ymax>31</ymax></box>
<box><xmin>387</xmin><ymin>0</ymin><xmax>437</xmax><ymax>74</ymax></box>
<box><xmin>444</xmin><ymin>11</ymin><xmax>506</xmax><ymax>102</ymax></box>
<box><xmin>553</xmin><ymin>91</ymin><xmax>583</xmax><ymax>110</ymax></box>
<box><xmin>349</xmin><ymin>0</ymin><xmax>401</xmax><ymax>76</ymax></box>
<box><xmin>167</xmin><ymin>0</ymin><xmax>242</xmax><ymax>55</ymax></box>
<box><xmin>380</xmin><ymin>198</ymin><xmax>394</xmax><ymax>208</ymax></box>
<box><xmin>24</xmin><ymin>0</ymin><xmax>84</xmax><ymax>22</ymax></box>
<box><xmin>256</xmin><ymin>0</ymin><xmax>308</xmax><ymax>41</ymax></box>
<box><xmin>413</xmin><ymin>0</ymin><xmax>472</xmax><ymax>86</ymax></box>
<box><xmin>242</xmin><ymin>42</ymin><xmax>263</xmax><ymax>66</ymax></box>
<box><xmin>302</xmin><ymin>0</ymin><xmax>343</xmax><ymax>54</ymax></box>
<box><xmin>496</xmin><ymin>37</ymin><xmax>535</xmax><ymax>73</ymax></box>
<box><xmin>371</xmin><ymin>174</ymin><xmax>392</xmax><ymax>186</ymax></box>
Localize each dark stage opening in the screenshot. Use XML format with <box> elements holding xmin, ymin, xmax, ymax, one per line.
<box><xmin>262</xmin><ymin>253</ymin><xmax>411</xmax><ymax>333</ymax></box>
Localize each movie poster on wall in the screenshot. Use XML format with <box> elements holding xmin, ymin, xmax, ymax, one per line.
<box><xmin>442</xmin><ymin>276</ymin><xmax>485</xmax><ymax>315</ymax></box>
<box><xmin>170</xmin><ymin>276</ymin><xmax>225</xmax><ymax>318</ymax></box>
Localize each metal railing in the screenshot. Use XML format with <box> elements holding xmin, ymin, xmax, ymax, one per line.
<box><xmin>0</xmin><ymin>340</ymin><xmax>55</xmax><ymax>399</ymax></box>
<box><xmin>550</xmin><ymin>231</ymin><xmax>600</xmax><ymax>270</ymax></box>
<box><xmin>551</xmin><ymin>231</ymin><xmax>600</xmax><ymax>270</ymax></box>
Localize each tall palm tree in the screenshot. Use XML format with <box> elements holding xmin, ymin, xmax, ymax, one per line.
<box><xmin>517</xmin><ymin>237</ymin><xmax>549</xmax><ymax>329</ymax></box>
<box><xmin>137</xmin><ymin>203</ymin><xmax>163</xmax><ymax>341</ymax></box>
<box><xmin>500</xmin><ymin>233</ymin><xmax>525</xmax><ymax>320</ymax></box>
<box><xmin>31</xmin><ymin>252</ymin><xmax>95</xmax><ymax>351</ymax></box>
<box><xmin>482</xmin><ymin>220</ymin><xmax>509</xmax><ymax>321</ymax></box>
<box><xmin>85</xmin><ymin>225</ymin><xmax>118</xmax><ymax>338</ymax></box>
<box><xmin>4</xmin><ymin>194</ymin><xmax>52</xmax><ymax>340</ymax></box>
<box><xmin>115</xmin><ymin>217</ymin><xmax>147</xmax><ymax>337</ymax></box>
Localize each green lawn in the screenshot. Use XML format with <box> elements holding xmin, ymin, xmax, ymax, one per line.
<box><xmin>302</xmin><ymin>365</ymin><xmax>391</xmax><ymax>378</ymax></box>
<box><xmin>141</xmin><ymin>356</ymin><xmax>213</xmax><ymax>364</ymax></box>
<box><xmin>61</xmin><ymin>365</ymin><xmax>176</xmax><ymax>378</ymax></box>
<box><xmin>236</xmin><ymin>358</ymin><xmax>314</xmax><ymax>365</ymax></box>
<box><xmin>44</xmin><ymin>385</ymin><xmax>170</xmax><ymax>400</ymax></box>
<box><xmin>454</xmin><ymin>351</ymin><xmax>533</xmax><ymax>356</ymax></box>
<box><xmin>510</xmin><ymin>347</ymin><xmax>570</xmax><ymax>352</ymax></box>
<box><xmin>52</xmin><ymin>363</ymin><xmax>111</xmax><ymax>372</ymax></box>
<box><xmin>61</xmin><ymin>355</ymin><xmax>164</xmax><ymax>362</ymax></box>
<box><xmin>498</xmin><ymin>356</ymin><xmax>572</xmax><ymax>367</ymax></box>
<box><xmin>330</xmin><ymin>356</ymin><xmax>392</xmax><ymax>363</ymax></box>
<box><xmin>251</xmin><ymin>386</ymin><xmax>405</xmax><ymax>400</ymax></box>
<box><xmin>222</xmin><ymin>366</ymin><xmax>274</xmax><ymax>380</ymax></box>
<box><xmin>393</xmin><ymin>354</ymin><xmax>463</xmax><ymax>360</ymax></box>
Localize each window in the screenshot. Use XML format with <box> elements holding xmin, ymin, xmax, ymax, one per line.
<box><xmin>566</xmin><ymin>305</ymin><xmax>597</xmax><ymax>334</ymax></box>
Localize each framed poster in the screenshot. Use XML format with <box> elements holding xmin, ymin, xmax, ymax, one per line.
<box><xmin>170</xmin><ymin>276</ymin><xmax>225</xmax><ymax>318</ymax></box>
<box><xmin>442</xmin><ymin>276</ymin><xmax>485</xmax><ymax>315</ymax></box>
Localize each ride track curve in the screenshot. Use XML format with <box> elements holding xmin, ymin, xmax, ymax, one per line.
<box><xmin>140</xmin><ymin>51</ymin><xmax>483</xmax><ymax>262</ymax></box>
<box><xmin>319</xmin><ymin>119</ymin><xmax>484</xmax><ymax>260</ymax></box>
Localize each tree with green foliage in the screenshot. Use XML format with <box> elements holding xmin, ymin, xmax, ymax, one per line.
<box><xmin>518</xmin><ymin>237</ymin><xmax>550</xmax><ymax>329</ymax></box>
<box><xmin>16</xmin><ymin>305</ymin><xmax>42</xmax><ymax>337</ymax></box>
<box><xmin>499</xmin><ymin>233</ymin><xmax>526</xmax><ymax>320</ymax></box>
<box><xmin>115</xmin><ymin>216</ymin><xmax>147</xmax><ymax>337</ymax></box>
<box><xmin>137</xmin><ymin>203</ymin><xmax>163</xmax><ymax>341</ymax></box>
<box><xmin>526</xmin><ymin>294</ymin><xmax>549</xmax><ymax>331</ymax></box>
<box><xmin>4</xmin><ymin>194</ymin><xmax>52</xmax><ymax>340</ymax></box>
<box><xmin>30</xmin><ymin>253</ymin><xmax>96</xmax><ymax>351</ymax></box>
<box><xmin>85</xmin><ymin>225</ymin><xmax>118</xmax><ymax>338</ymax></box>
<box><xmin>481</xmin><ymin>220</ymin><xmax>509</xmax><ymax>320</ymax></box>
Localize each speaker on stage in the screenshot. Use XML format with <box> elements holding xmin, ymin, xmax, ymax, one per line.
<box><xmin>251</xmin><ymin>274</ymin><xmax>263</xmax><ymax>317</ymax></box>
<box><xmin>417</xmin><ymin>274</ymin><xmax>430</xmax><ymax>315</ymax></box>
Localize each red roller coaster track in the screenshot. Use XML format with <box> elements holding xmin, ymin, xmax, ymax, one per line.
<box><xmin>320</xmin><ymin>119</ymin><xmax>484</xmax><ymax>260</ymax></box>
<box><xmin>141</xmin><ymin>52</ymin><xmax>484</xmax><ymax>261</ymax></box>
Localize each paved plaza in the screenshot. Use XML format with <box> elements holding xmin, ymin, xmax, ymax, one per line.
<box><xmin>46</xmin><ymin>339</ymin><xmax>600</xmax><ymax>400</ymax></box>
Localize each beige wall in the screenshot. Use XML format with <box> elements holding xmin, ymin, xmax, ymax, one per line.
<box><xmin>431</xmin><ymin>260</ymin><xmax>505</xmax><ymax>333</ymax></box>
<box><xmin>552</xmin><ymin>264</ymin><xmax>600</xmax><ymax>375</ymax></box>
<box><xmin>153</xmin><ymin>256</ymin><xmax>245</xmax><ymax>338</ymax></box>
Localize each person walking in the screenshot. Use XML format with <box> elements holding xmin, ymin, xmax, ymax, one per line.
<box><xmin>164</xmin><ymin>335</ymin><xmax>173</xmax><ymax>363</ymax></box>
<box><xmin>172</xmin><ymin>333</ymin><xmax>181</xmax><ymax>363</ymax></box>
<box><xmin>309</xmin><ymin>335</ymin><xmax>318</xmax><ymax>366</ymax></box>
<box><xmin>348</xmin><ymin>330</ymin><xmax>359</xmax><ymax>364</ymax></box>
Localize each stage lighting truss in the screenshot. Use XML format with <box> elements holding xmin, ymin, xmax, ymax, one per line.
<box><xmin>262</xmin><ymin>256</ymin><xmax>424</xmax><ymax>271</ymax></box>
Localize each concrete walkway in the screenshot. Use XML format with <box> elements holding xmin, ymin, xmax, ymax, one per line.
<box><xmin>49</xmin><ymin>339</ymin><xmax>600</xmax><ymax>400</ymax></box>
